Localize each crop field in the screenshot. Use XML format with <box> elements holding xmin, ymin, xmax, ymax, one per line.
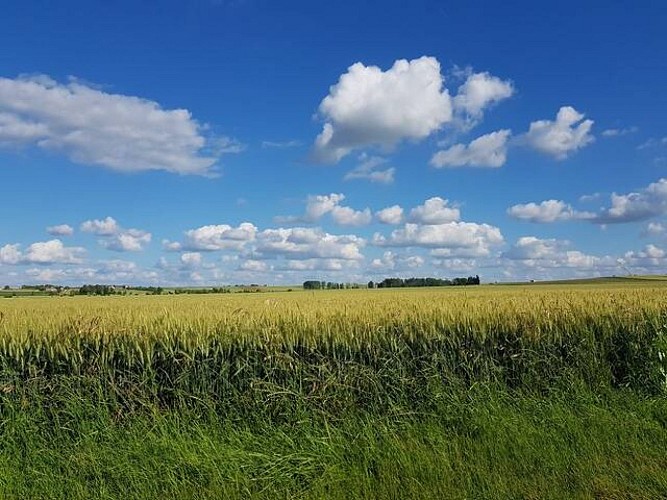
<box><xmin>1</xmin><ymin>283</ymin><xmax>667</xmax><ymax>498</ymax></box>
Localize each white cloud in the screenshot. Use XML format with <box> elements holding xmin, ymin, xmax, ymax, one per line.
<box><xmin>595</xmin><ymin>178</ymin><xmax>667</xmax><ymax>223</ymax></box>
<box><xmin>370</xmin><ymin>251</ymin><xmax>424</xmax><ymax>272</ymax></box>
<box><xmin>601</xmin><ymin>126</ymin><xmax>637</xmax><ymax>137</ymax></box>
<box><xmin>0</xmin><ymin>244</ymin><xmax>22</xmax><ymax>265</ymax></box>
<box><xmin>344</xmin><ymin>155</ymin><xmax>395</xmax><ymax>184</ymax></box>
<box><xmin>81</xmin><ymin>216</ymin><xmax>151</xmax><ymax>252</ymax></box>
<box><xmin>255</xmin><ymin>227</ymin><xmax>365</xmax><ymax>260</ymax></box>
<box><xmin>239</xmin><ymin>259</ymin><xmax>269</xmax><ymax>272</ymax></box>
<box><xmin>373</xmin><ymin>221</ymin><xmax>503</xmax><ymax>257</ymax></box>
<box><xmin>81</xmin><ymin>216</ymin><xmax>120</xmax><ymax>236</ymax></box>
<box><xmin>304</xmin><ymin>193</ymin><xmax>346</xmax><ymax>221</ymax></box>
<box><xmin>312</xmin><ymin>56</ymin><xmax>452</xmax><ymax>163</ymax></box>
<box><xmin>276</xmin><ymin>193</ymin><xmax>372</xmax><ymax>227</ymax></box>
<box><xmin>453</xmin><ymin>71</ymin><xmax>514</xmax><ymax>125</ymax></box>
<box><xmin>102</xmin><ymin>229</ymin><xmax>151</xmax><ymax>252</ymax></box>
<box><xmin>409</xmin><ymin>197</ymin><xmax>460</xmax><ymax>224</ymax></box>
<box><xmin>330</xmin><ymin>206</ymin><xmax>372</xmax><ymax>227</ymax></box>
<box><xmin>509</xmin><ymin>179</ymin><xmax>667</xmax><ymax>226</ymax></box>
<box><xmin>181</xmin><ymin>223</ymin><xmax>258</xmax><ymax>251</ymax></box>
<box><xmin>23</xmin><ymin>239</ymin><xmax>86</xmax><ymax>264</ymax></box>
<box><xmin>507</xmin><ymin>199</ymin><xmax>590</xmax><ymax>223</ymax></box>
<box><xmin>180</xmin><ymin>252</ymin><xmax>203</xmax><ymax>269</ymax></box>
<box><xmin>523</xmin><ymin>106</ymin><xmax>594</xmax><ymax>159</ymax></box>
<box><xmin>431</xmin><ymin>129</ymin><xmax>511</xmax><ymax>168</ymax></box>
<box><xmin>46</xmin><ymin>224</ymin><xmax>74</xmax><ymax>236</ymax></box>
<box><xmin>279</xmin><ymin>259</ymin><xmax>358</xmax><ymax>272</ymax></box>
<box><xmin>643</xmin><ymin>222</ymin><xmax>666</xmax><ymax>237</ymax></box>
<box><xmin>0</xmin><ymin>75</ymin><xmax>229</xmax><ymax>175</ymax></box>
<box><xmin>622</xmin><ymin>244</ymin><xmax>667</xmax><ymax>270</ymax></box>
<box><xmin>375</xmin><ymin>205</ymin><xmax>404</xmax><ymax>225</ymax></box>
<box><xmin>503</xmin><ymin>236</ymin><xmax>614</xmax><ymax>271</ymax></box>
<box><xmin>261</xmin><ymin>140</ymin><xmax>302</xmax><ymax>149</ymax></box>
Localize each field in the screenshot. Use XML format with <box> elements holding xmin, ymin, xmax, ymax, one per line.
<box><xmin>1</xmin><ymin>283</ymin><xmax>667</xmax><ymax>498</ymax></box>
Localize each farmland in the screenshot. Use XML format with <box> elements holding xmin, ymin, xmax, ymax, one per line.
<box><xmin>1</xmin><ymin>283</ymin><xmax>667</xmax><ymax>498</ymax></box>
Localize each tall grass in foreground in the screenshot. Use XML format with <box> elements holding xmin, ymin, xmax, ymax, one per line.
<box><xmin>1</xmin><ymin>284</ymin><xmax>667</xmax><ymax>498</ymax></box>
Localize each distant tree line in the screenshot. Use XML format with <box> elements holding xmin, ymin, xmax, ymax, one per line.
<box><xmin>78</xmin><ymin>284</ymin><xmax>120</xmax><ymax>296</ymax></box>
<box><xmin>369</xmin><ymin>276</ymin><xmax>481</xmax><ymax>288</ymax></box>
<box><xmin>302</xmin><ymin>281</ymin><xmax>362</xmax><ymax>290</ymax></box>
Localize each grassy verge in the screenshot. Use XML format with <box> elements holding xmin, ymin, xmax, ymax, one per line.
<box><xmin>1</xmin><ymin>388</ymin><xmax>666</xmax><ymax>499</ymax></box>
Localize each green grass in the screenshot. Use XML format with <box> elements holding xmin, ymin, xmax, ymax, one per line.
<box><xmin>1</xmin><ymin>388</ymin><xmax>666</xmax><ymax>499</ymax></box>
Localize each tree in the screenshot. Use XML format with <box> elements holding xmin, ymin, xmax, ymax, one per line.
<box><xmin>367</xmin><ymin>280</ymin><xmax>375</xmax><ymax>289</ymax></box>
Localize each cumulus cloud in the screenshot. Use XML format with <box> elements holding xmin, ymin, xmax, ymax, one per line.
<box><xmin>0</xmin><ymin>244</ymin><xmax>22</xmax><ymax>265</ymax></box>
<box><xmin>276</xmin><ymin>193</ymin><xmax>372</xmax><ymax>227</ymax></box>
<box><xmin>522</xmin><ymin>106</ymin><xmax>594</xmax><ymax>159</ymax></box>
<box><xmin>507</xmin><ymin>199</ymin><xmax>591</xmax><ymax>223</ymax></box>
<box><xmin>81</xmin><ymin>216</ymin><xmax>151</xmax><ymax>252</ymax></box>
<box><xmin>594</xmin><ymin>178</ymin><xmax>667</xmax><ymax>223</ymax></box>
<box><xmin>0</xmin><ymin>75</ymin><xmax>237</xmax><ymax>175</ymax></box>
<box><xmin>370</xmin><ymin>251</ymin><xmax>424</xmax><ymax>272</ymax></box>
<box><xmin>643</xmin><ymin>222</ymin><xmax>666</xmax><ymax>237</ymax></box>
<box><xmin>621</xmin><ymin>244</ymin><xmax>667</xmax><ymax>270</ymax></box>
<box><xmin>409</xmin><ymin>197</ymin><xmax>460</xmax><ymax>224</ymax></box>
<box><xmin>312</xmin><ymin>56</ymin><xmax>452</xmax><ymax>163</ymax></box>
<box><xmin>375</xmin><ymin>205</ymin><xmax>404</xmax><ymax>225</ymax></box>
<box><xmin>373</xmin><ymin>221</ymin><xmax>503</xmax><ymax>257</ymax></box>
<box><xmin>503</xmin><ymin>236</ymin><xmax>614</xmax><ymax>271</ymax></box>
<box><xmin>509</xmin><ymin>179</ymin><xmax>667</xmax><ymax>226</ymax></box>
<box><xmin>46</xmin><ymin>224</ymin><xmax>74</xmax><ymax>236</ymax></box>
<box><xmin>344</xmin><ymin>155</ymin><xmax>395</xmax><ymax>184</ymax></box>
<box><xmin>255</xmin><ymin>227</ymin><xmax>365</xmax><ymax>261</ymax></box>
<box><xmin>81</xmin><ymin>216</ymin><xmax>120</xmax><ymax>236</ymax></box>
<box><xmin>279</xmin><ymin>258</ymin><xmax>359</xmax><ymax>272</ymax></box>
<box><xmin>0</xmin><ymin>239</ymin><xmax>86</xmax><ymax>265</ymax></box>
<box><xmin>180</xmin><ymin>252</ymin><xmax>203</xmax><ymax>269</ymax></box>
<box><xmin>101</xmin><ymin>229</ymin><xmax>151</xmax><ymax>252</ymax></box>
<box><xmin>239</xmin><ymin>259</ymin><xmax>269</xmax><ymax>272</ymax></box>
<box><xmin>452</xmin><ymin>71</ymin><xmax>514</xmax><ymax>126</ymax></box>
<box><xmin>178</xmin><ymin>223</ymin><xmax>258</xmax><ymax>251</ymax></box>
<box><xmin>330</xmin><ymin>206</ymin><xmax>372</xmax><ymax>227</ymax></box>
<box><xmin>431</xmin><ymin>129</ymin><xmax>511</xmax><ymax>168</ymax></box>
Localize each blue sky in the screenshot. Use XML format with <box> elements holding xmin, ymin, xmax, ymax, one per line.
<box><xmin>1</xmin><ymin>0</ymin><xmax>667</xmax><ymax>286</ymax></box>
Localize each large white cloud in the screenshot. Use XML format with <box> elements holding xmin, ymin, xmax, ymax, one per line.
<box><xmin>375</xmin><ymin>205</ymin><xmax>404</xmax><ymax>225</ymax></box>
<box><xmin>0</xmin><ymin>75</ymin><xmax>238</xmax><ymax>175</ymax></box>
<box><xmin>175</xmin><ymin>223</ymin><xmax>258</xmax><ymax>251</ymax></box>
<box><xmin>0</xmin><ymin>239</ymin><xmax>86</xmax><ymax>265</ymax></box>
<box><xmin>502</xmin><ymin>236</ymin><xmax>615</xmax><ymax>271</ymax></box>
<box><xmin>452</xmin><ymin>71</ymin><xmax>514</xmax><ymax>125</ymax></box>
<box><xmin>81</xmin><ymin>216</ymin><xmax>120</xmax><ymax>236</ymax></box>
<box><xmin>0</xmin><ymin>244</ymin><xmax>22</xmax><ymax>265</ymax></box>
<box><xmin>409</xmin><ymin>197</ymin><xmax>460</xmax><ymax>224</ymax></box>
<box><xmin>431</xmin><ymin>129</ymin><xmax>511</xmax><ymax>168</ymax></box>
<box><xmin>81</xmin><ymin>216</ymin><xmax>151</xmax><ymax>252</ymax></box>
<box><xmin>523</xmin><ymin>106</ymin><xmax>594</xmax><ymax>159</ymax></box>
<box><xmin>312</xmin><ymin>56</ymin><xmax>452</xmax><ymax>163</ymax></box>
<box><xmin>330</xmin><ymin>206</ymin><xmax>372</xmax><ymax>227</ymax></box>
<box><xmin>595</xmin><ymin>178</ymin><xmax>667</xmax><ymax>223</ymax></box>
<box><xmin>373</xmin><ymin>221</ymin><xmax>503</xmax><ymax>257</ymax></box>
<box><xmin>621</xmin><ymin>244</ymin><xmax>667</xmax><ymax>270</ymax></box>
<box><xmin>370</xmin><ymin>251</ymin><xmax>424</xmax><ymax>272</ymax></box>
<box><xmin>507</xmin><ymin>199</ymin><xmax>591</xmax><ymax>223</ymax></box>
<box><xmin>276</xmin><ymin>193</ymin><xmax>372</xmax><ymax>227</ymax></box>
<box><xmin>255</xmin><ymin>227</ymin><xmax>365</xmax><ymax>260</ymax></box>
<box><xmin>46</xmin><ymin>224</ymin><xmax>74</xmax><ymax>237</ymax></box>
